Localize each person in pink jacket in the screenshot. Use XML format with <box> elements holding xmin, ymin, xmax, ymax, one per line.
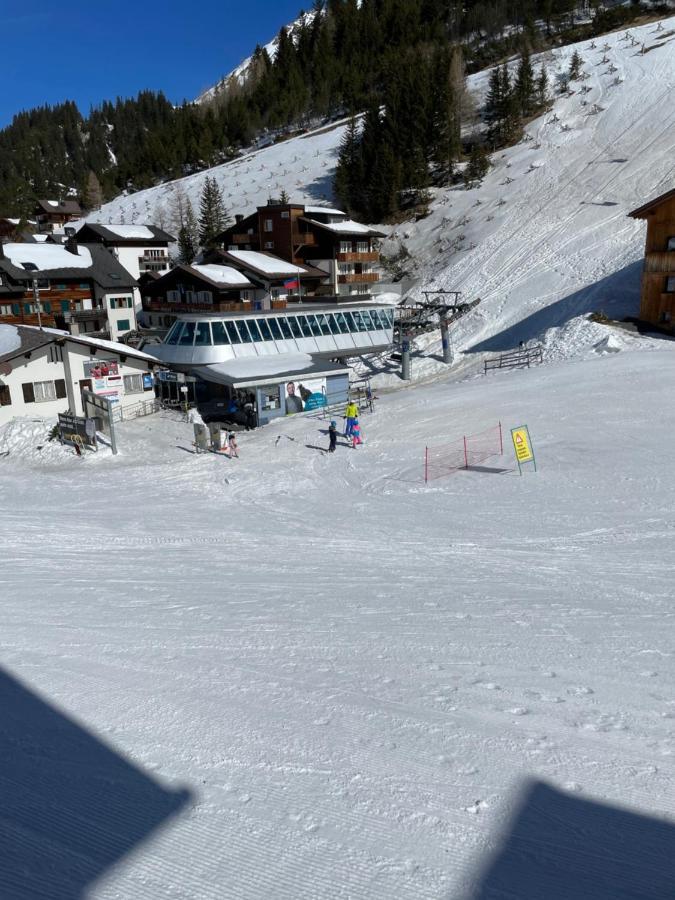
<box><xmin>351</xmin><ymin>419</ymin><xmax>363</xmax><ymax>448</ymax></box>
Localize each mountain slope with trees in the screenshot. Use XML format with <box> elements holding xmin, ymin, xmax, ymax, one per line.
<box><xmin>0</xmin><ymin>0</ymin><xmax>657</xmax><ymax>217</ymax></box>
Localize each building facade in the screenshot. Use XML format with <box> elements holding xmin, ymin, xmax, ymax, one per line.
<box><xmin>0</xmin><ymin>239</ymin><xmax>138</xmax><ymax>340</ymax></box>
<box><xmin>629</xmin><ymin>189</ymin><xmax>675</xmax><ymax>329</ymax></box>
<box><xmin>34</xmin><ymin>199</ymin><xmax>83</xmax><ymax>233</ymax></box>
<box><xmin>216</xmin><ymin>200</ymin><xmax>384</xmax><ymax>297</ymax></box>
<box><xmin>0</xmin><ymin>324</ymin><xmax>158</xmax><ymax>426</ymax></box>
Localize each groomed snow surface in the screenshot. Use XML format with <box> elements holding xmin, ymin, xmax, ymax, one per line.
<box><xmin>2</xmin><ymin>337</ymin><xmax>675</xmax><ymax>899</ymax></box>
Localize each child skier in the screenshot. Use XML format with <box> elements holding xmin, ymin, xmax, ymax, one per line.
<box><xmin>328</xmin><ymin>420</ymin><xmax>338</xmax><ymax>453</ymax></box>
<box><xmin>228</xmin><ymin>432</ymin><xmax>239</xmax><ymax>458</ymax></box>
<box><xmin>351</xmin><ymin>419</ymin><xmax>362</xmax><ymax>449</ymax></box>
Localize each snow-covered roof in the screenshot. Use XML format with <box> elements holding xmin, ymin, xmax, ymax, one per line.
<box><xmin>21</xmin><ymin>325</ymin><xmax>160</xmax><ymax>363</ymax></box>
<box><xmin>0</xmin><ymin>324</ymin><xmax>21</xmax><ymax>356</ymax></box>
<box><xmin>190</xmin><ymin>264</ymin><xmax>252</xmax><ymax>286</ymax></box>
<box><xmin>2</xmin><ymin>243</ymin><xmax>93</xmax><ymax>270</ymax></box>
<box><xmin>304</xmin><ymin>218</ymin><xmax>383</xmax><ymax>236</ymax></box>
<box><xmin>225</xmin><ymin>250</ymin><xmax>308</xmax><ymax>276</ymax></box>
<box><xmin>92</xmin><ymin>224</ymin><xmax>155</xmax><ymax>240</ymax></box>
<box><xmin>304</xmin><ymin>205</ymin><xmax>346</xmax><ymax>217</ymax></box>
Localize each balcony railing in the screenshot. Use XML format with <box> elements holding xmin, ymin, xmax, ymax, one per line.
<box><xmin>293</xmin><ymin>232</ymin><xmax>317</xmax><ymax>246</ymax></box>
<box><xmin>232</xmin><ymin>233</ymin><xmax>255</xmax><ymax>244</ymax></box>
<box><xmin>139</xmin><ymin>254</ymin><xmax>169</xmax><ymax>263</ymax></box>
<box><xmin>338</xmin><ymin>272</ymin><xmax>379</xmax><ymax>284</ymax></box>
<box><xmin>337</xmin><ymin>251</ymin><xmax>378</xmax><ymax>263</ymax></box>
<box><xmin>644</xmin><ymin>251</ymin><xmax>675</xmax><ymax>274</ymax></box>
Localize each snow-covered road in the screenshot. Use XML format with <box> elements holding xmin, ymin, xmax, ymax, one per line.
<box><xmin>2</xmin><ymin>340</ymin><xmax>674</xmax><ymax>898</ymax></box>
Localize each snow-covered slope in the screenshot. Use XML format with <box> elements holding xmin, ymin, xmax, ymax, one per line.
<box><xmin>89</xmin><ymin>17</ymin><xmax>675</xmax><ymax>362</ymax></box>
<box><xmin>2</xmin><ymin>338</ymin><xmax>675</xmax><ymax>898</ymax></box>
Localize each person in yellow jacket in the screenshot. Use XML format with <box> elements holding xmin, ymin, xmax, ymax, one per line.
<box><xmin>344</xmin><ymin>400</ymin><xmax>359</xmax><ymax>438</ymax></box>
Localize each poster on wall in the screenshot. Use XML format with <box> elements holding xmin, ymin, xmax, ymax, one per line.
<box><xmin>285</xmin><ymin>377</ymin><xmax>327</xmax><ymax>413</ymax></box>
<box><xmin>84</xmin><ymin>359</ymin><xmax>119</xmax><ymax>378</ymax></box>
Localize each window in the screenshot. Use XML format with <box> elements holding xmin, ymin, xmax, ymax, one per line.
<box><xmin>271</xmin><ymin>288</ymin><xmax>280</xmax><ymax>299</ymax></box>
<box><xmin>61</xmin><ymin>301</ymin><xmax>69</xmax><ymax>312</ymax></box>
<box><xmin>24</xmin><ymin>303</ymin><xmax>32</xmax><ymax>315</ymax></box>
<box><xmin>43</xmin><ymin>301</ymin><xmax>52</xmax><ymax>313</ymax></box>
<box><xmin>296</xmin><ymin>315</ymin><xmax>313</xmax><ymax>338</ymax></box>
<box><xmin>340</xmin><ymin>241</ymin><xmax>352</xmax><ymax>253</ymax></box>
<box><xmin>281</xmin><ymin>211</ymin><xmax>290</xmax><ymax>219</ymax></box>
<box><xmin>165</xmin><ymin>321</ymin><xmax>183</xmax><ymax>344</ymax></box>
<box><xmin>0</xmin><ymin>385</ymin><xmax>11</xmax><ymax>406</ymax></box>
<box><xmin>659</xmin><ymin>311</ymin><xmax>672</xmax><ymax>324</ymax></box>
<box><xmin>185</xmin><ymin>290</ymin><xmax>196</xmax><ymax>303</ymax></box>
<box><xmin>194</xmin><ymin>322</ymin><xmax>212</xmax><ymax>345</ymax></box>
<box><xmin>326</xmin><ymin>314</ymin><xmax>342</xmax><ymax>336</ymax></box>
<box><xmin>351</xmin><ymin>311</ymin><xmax>369</xmax><ymax>332</ymax></box>
<box><xmin>11</xmin><ymin>304</ymin><xmax>20</xmax><ymax>316</ymax></box>
<box><xmin>342</xmin><ymin>311</ymin><xmax>357</xmax><ymax>332</ymax></box>
<box><xmin>338</xmin><ymin>263</ymin><xmax>353</xmax><ymax>274</ymax></box>
<box><xmin>28</xmin><ymin>380</ymin><xmax>66</xmax><ymax>403</ymax></box>
<box><xmin>167</xmin><ymin>290</ymin><xmax>181</xmax><ymax>303</ymax></box>
<box><xmin>278</xmin><ymin>317</ymin><xmax>293</xmax><ymax>340</ymax></box>
<box><xmin>211</xmin><ymin>321</ymin><xmax>230</xmax><ymax>345</ymax></box>
<box><xmin>360</xmin><ymin>310</ymin><xmax>375</xmax><ymax>330</ymax></box>
<box><xmin>124</xmin><ymin>373</ymin><xmax>144</xmax><ymax>393</ymax></box>
<box><xmin>666</xmin><ymin>276</ymin><xmax>675</xmax><ymax>293</ymax></box>
<box><xmin>111</xmin><ymin>296</ymin><xmax>132</xmax><ymax>309</ymax></box>
<box><xmin>0</xmin><ymin>304</ymin><xmax>12</xmax><ymax>316</ymax></box>
<box><xmin>241</xmin><ymin>291</ymin><xmax>252</xmax><ymax>301</ymax></box>
<box><xmin>178</xmin><ymin>321</ymin><xmax>196</xmax><ymax>345</ymax></box>
<box><xmin>264</xmin><ymin>219</ymin><xmax>273</xmax><ymax>232</ymax></box>
<box><xmin>334</xmin><ymin>312</ymin><xmax>350</xmax><ymax>334</ymax></box>
<box><xmin>117</xmin><ymin>320</ymin><xmax>131</xmax><ymax>332</ymax></box>
<box><xmin>256</xmin><ymin>318</ymin><xmax>273</xmax><ymax>341</ymax></box>
<box><xmin>247</xmin><ymin>320</ymin><xmax>262</xmax><ymax>342</ymax></box>
<box><xmin>356</xmin><ymin>241</ymin><xmax>369</xmax><ymax>253</ymax></box>
<box><xmin>79</xmin><ymin>283</ymin><xmax>88</xmax><ymax>289</ymax></box>
<box><xmin>48</xmin><ymin>344</ymin><xmax>63</xmax><ymax>363</ymax></box>
<box><xmin>315</xmin><ymin>313</ymin><xmax>332</xmax><ymax>337</ymax></box>
<box><xmin>369</xmin><ymin>309</ymin><xmax>385</xmax><ymax>330</ymax></box>
<box><xmin>286</xmin><ymin>316</ymin><xmax>303</xmax><ymax>339</ymax></box>
<box><xmin>224</xmin><ymin>321</ymin><xmax>241</xmax><ymax>344</ymax></box>
<box><xmin>197</xmin><ymin>291</ymin><xmax>213</xmax><ymax>304</ymax></box>
<box><xmin>305</xmin><ymin>315</ymin><xmax>323</xmax><ymax>338</ymax></box>
<box><xmin>267</xmin><ymin>318</ymin><xmax>283</xmax><ymax>340</ymax></box>
<box><xmin>228</xmin><ymin>244</ymin><xmax>237</xmax><ymax>251</ymax></box>
<box><xmin>667</xmin><ymin>236</ymin><xmax>675</xmax><ymax>251</ymax></box>
<box><xmin>264</xmin><ymin>241</ymin><xmax>275</xmax><ymax>250</ymax></box>
<box><xmin>235</xmin><ymin>321</ymin><xmax>253</xmax><ymax>343</ymax></box>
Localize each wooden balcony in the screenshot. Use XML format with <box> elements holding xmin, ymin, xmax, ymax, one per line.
<box><xmin>293</xmin><ymin>232</ymin><xmax>317</xmax><ymax>246</ymax></box>
<box><xmin>139</xmin><ymin>254</ymin><xmax>169</xmax><ymax>263</ymax></box>
<box><xmin>232</xmin><ymin>233</ymin><xmax>255</xmax><ymax>244</ymax></box>
<box><xmin>644</xmin><ymin>251</ymin><xmax>675</xmax><ymax>274</ymax></box>
<box><xmin>337</xmin><ymin>251</ymin><xmax>378</xmax><ymax>263</ymax></box>
<box><xmin>338</xmin><ymin>272</ymin><xmax>379</xmax><ymax>284</ymax></box>
<box><xmin>143</xmin><ymin>298</ymin><xmax>253</xmax><ymax>313</ymax></box>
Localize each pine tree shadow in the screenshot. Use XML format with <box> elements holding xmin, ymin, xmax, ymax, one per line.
<box><xmin>466</xmin><ymin>259</ymin><xmax>643</xmax><ymax>353</ymax></box>
<box><xmin>0</xmin><ymin>666</ymin><xmax>190</xmax><ymax>899</ymax></box>
<box><xmin>460</xmin><ymin>780</ymin><xmax>675</xmax><ymax>899</ymax></box>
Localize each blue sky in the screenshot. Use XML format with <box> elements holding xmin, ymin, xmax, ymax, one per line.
<box><xmin>1</xmin><ymin>1</ymin><xmax>305</xmax><ymax>127</ymax></box>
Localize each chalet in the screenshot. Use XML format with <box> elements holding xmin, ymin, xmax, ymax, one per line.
<box><xmin>0</xmin><ymin>217</ymin><xmax>36</xmax><ymax>239</ymax></box>
<box><xmin>629</xmin><ymin>188</ymin><xmax>675</xmax><ymax>329</ymax></box>
<box><xmin>0</xmin><ymin>237</ymin><xmax>137</xmax><ymax>340</ymax></box>
<box><xmin>34</xmin><ymin>199</ymin><xmax>82</xmax><ymax>233</ymax></box>
<box><xmin>215</xmin><ymin>200</ymin><xmax>385</xmax><ymax>297</ymax></box>
<box><xmin>75</xmin><ymin>223</ymin><xmax>175</xmax><ymax>281</ymax></box>
<box><xmin>0</xmin><ymin>323</ymin><xmax>159</xmax><ymax>426</ymax></box>
<box><xmin>141</xmin><ymin>263</ymin><xmax>254</xmax><ymax>330</ymax></box>
<box><xmin>204</xmin><ymin>249</ymin><xmax>329</xmax><ymax>303</ymax></box>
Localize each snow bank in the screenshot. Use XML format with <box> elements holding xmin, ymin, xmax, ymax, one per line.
<box><xmin>0</xmin><ymin>418</ymin><xmax>75</xmax><ymax>464</ymax></box>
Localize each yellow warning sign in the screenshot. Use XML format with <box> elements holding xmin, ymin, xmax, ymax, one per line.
<box><xmin>511</xmin><ymin>426</ymin><xmax>534</xmax><ymax>463</ymax></box>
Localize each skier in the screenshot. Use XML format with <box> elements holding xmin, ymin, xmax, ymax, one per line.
<box><xmin>328</xmin><ymin>420</ymin><xmax>338</xmax><ymax>453</ymax></box>
<box><xmin>228</xmin><ymin>432</ymin><xmax>239</xmax><ymax>458</ymax></box>
<box><xmin>344</xmin><ymin>399</ymin><xmax>359</xmax><ymax>438</ymax></box>
<box><xmin>351</xmin><ymin>419</ymin><xmax>363</xmax><ymax>449</ymax></box>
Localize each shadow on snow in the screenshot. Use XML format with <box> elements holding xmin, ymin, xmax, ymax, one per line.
<box><xmin>0</xmin><ymin>666</ymin><xmax>190</xmax><ymax>899</ymax></box>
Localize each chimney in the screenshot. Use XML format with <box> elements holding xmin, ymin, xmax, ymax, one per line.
<box><xmin>235</xmin><ymin>214</ymin><xmax>244</xmax><ymax>224</ymax></box>
<box><xmin>64</xmin><ymin>227</ymin><xmax>78</xmax><ymax>256</ymax></box>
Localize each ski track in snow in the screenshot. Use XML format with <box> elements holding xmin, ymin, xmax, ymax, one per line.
<box><xmin>2</xmin><ymin>345</ymin><xmax>675</xmax><ymax>898</ymax></box>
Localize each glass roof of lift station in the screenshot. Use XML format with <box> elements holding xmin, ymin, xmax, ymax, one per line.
<box><xmin>153</xmin><ymin>303</ymin><xmax>396</xmax><ymax>367</ymax></box>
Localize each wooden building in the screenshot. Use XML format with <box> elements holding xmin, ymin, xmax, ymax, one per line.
<box><xmin>216</xmin><ymin>200</ymin><xmax>384</xmax><ymax>297</ymax></box>
<box><xmin>34</xmin><ymin>199</ymin><xmax>83</xmax><ymax>233</ymax></box>
<box><xmin>629</xmin><ymin>188</ymin><xmax>675</xmax><ymax>329</ymax></box>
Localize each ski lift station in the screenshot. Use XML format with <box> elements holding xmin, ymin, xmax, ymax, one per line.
<box><xmin>151</xmin><ymin>302</ymin><xmax>396</xmax><ymax>425</ymax></box>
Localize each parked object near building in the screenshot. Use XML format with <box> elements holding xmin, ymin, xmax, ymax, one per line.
<box><xmin>0</xmin><ymin>239</ymin><xmax>137</xmax><ymax>340</ymax></box>
<box><xmin>0</xmin><ymin>323</ymin><xmax>159</xmax><ymax>427</ymax></box>
<box><xmin>629</xmin><ymin>189</ymin><xmax>675</xmax><ymax>330</ymax></box>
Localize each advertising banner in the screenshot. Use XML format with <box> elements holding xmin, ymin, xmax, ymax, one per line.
<box><xmin>284</xmin><ymin>377</ymin><xmax>326</xmax><ymax>413</ymax></box>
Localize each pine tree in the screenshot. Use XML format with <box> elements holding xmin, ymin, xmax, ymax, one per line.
<box><xmin>279</xmin><ymin>188</ymin><xmax>290</xmax><ymax>204</ymax></box>
<box><xmin>198</xmin><ymin>176</ymin><xmax>228</xmax><ymax>248</ymax></box>
<box><xmin>568</xmin><ymin>50</ymin><xmax>583</xmax><ymax>80</ymax></box>
<box><xmin>515</xmin><ymin>47</ymin><xmax>535</xmax><ymax>118</ymax></box>
<box><xmin>484</xmin><ymin>66</ymin><xmax>503</xmax><ymax>147</ymax></box>
<box><xmin>334</xmin><ymin>114</ymin><xmax>365</xmax><ymax>214</ymax></box>
<box><xmin>178</xmin><ymin>200</ymin><xmax>199</xmax><ymax>264</ymax></box>
<box><xmin>464</xmin><ymin>143</ymin><xmax>490</xmax><ymax>186</ymax></box>
<box><xmin>536</xmin><ymin>65</ymin><xmax>549</xmax><ymax>108</ymax></box>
